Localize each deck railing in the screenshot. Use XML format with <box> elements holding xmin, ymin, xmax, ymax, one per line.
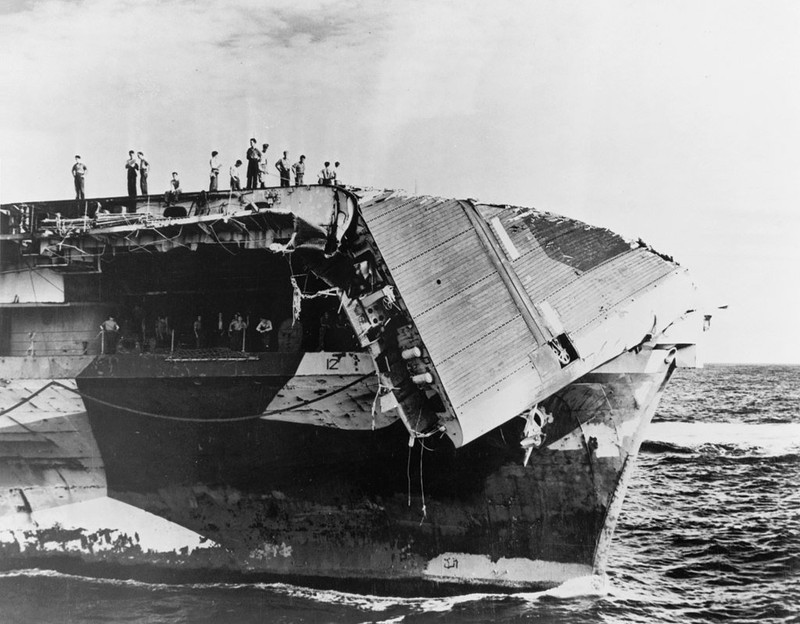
<box><xmin>7</xmin><ymin>327</ymin><xmax>263</xmax><ymax>358</ymax></box>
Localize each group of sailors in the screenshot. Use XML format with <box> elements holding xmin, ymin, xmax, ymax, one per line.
<box><xmin>70</xmin><ymin>141</ymin><xmax>344</xmax><ymax>201</ymax></box>
<box><xmin>98</xmin><ymin>302</ymin><xmax>349</xmax><ymax>356</ymax></box>
<box><xmin>99</xmin><ymin>311</ymin><xmax>276</xmax><ymax>355</ymax></box>
<box><xmin>215</xmin><ymin>141</ymin><xmax>342</xmax><ymax>192</ymax></box>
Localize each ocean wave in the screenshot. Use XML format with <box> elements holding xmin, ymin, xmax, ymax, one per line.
<box><xmin>656</xmin><ymin>452</ymin><xmax>800</xmax><ymax>466</ymax></box>
<box><xmin>645</xmin><ymin>422</ymin><xmax>800</xmax><ymax>457</ymax></box>
<box><xmin>640</xmin><ymin>440</ymin><xmax>694</xmax><ymax>454</ymax></box>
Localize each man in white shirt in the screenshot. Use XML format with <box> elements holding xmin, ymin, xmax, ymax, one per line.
<box><xmin>318</xmin><ymin>161</ymin><xmax>334</xmax><ymax>185</ymax></box>
<box><xmin>230</xmin><ymin>160</ymin><xmax>243</xmax><ymax>190</ymax></box>
<box><xmin>292</xmin><ymin>155</ymin><xmax>306</xmax><ymax>186</ymax></box>
<box><xmin>209</xmin><ymin>150</ymin><xmax>221</xmax><ymax>192</ymax></box>
<box><xmin>138</xmin><ymin>152</ymin><xmax>150</xmax><ymax>195</ymax></box>
<box><xmin>258</xmin><ymin>143</ymin><xmax>270</xmax><ymax>188</ymax></box>
<box><xmin>275</xmin><ymin>151</ymin><xmax>291</xmax><ymax>187</ymax></box>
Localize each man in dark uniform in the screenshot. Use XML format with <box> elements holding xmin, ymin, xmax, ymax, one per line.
<box><xmin>245</xmin><ymin>138</ymin><xmax>261</xmax><ymax>190</ymax></box>
<box><xmin>228</xmin><ymin>313</ymin><xmax>247</xmax><ymax>351</ymax></box>
<box><xmin>164</xmin><ymin>172</ymin><xmax>182</xmax><ymax>213</ymax></box>
<box><xmin>193</xmin><ymin>315</ymin><xmax>203</xmax><ymax>348</ymax></box>
<box><xmin>72</xmin><ymin>155</ymin><xmax>87</xmax><ymax>200</ymax></box>
<box><xmin>125</xmin><ymin>150</ymin><xmax>138</xmax><ymax>197</ymax></box>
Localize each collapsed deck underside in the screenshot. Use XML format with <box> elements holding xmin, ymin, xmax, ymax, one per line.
<box><xmin>355</xmin><ymin>190</ymin><xmax>697</xmax><ymax>445</ymax></box>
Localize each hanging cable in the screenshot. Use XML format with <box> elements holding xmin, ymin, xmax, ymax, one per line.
<box><xmin>0</xmin><ymin>374</ymin><xmax>374</xmax><ymax>424</ymax></box>
<box><xmin>406</xmin><ymin>436</ymin><xmax>413</xmax><ymax>508</ymax></box>
<box><xmin>419</xmin><ymin>441</ymin><xmax>427</xmax><ymax>525</ymax></box>
<box><xmin>0</xmin><ymin>380</ymin><xmax>66</xmax><ymax>418</ymax></box>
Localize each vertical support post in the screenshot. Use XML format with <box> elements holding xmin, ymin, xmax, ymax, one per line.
<box><xmin>100</xmin><ymin>329</ymin><xmax>105</xmax><ymax>355</ymax></box>
<box><xmin>171</xmin><ymin>329</ymin><xmax>175</xmax><ymax>353</ymax></box>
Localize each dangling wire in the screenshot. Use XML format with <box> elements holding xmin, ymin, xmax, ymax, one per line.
<box><xmin>419</xmin><ymin>441</ymin><xmax>427</xmax><ymax>525</ymax></box>
<box><xmin>406</xmin><ymin>436</ymin><xmax>413</xmax><ymax>507</ymax></box>
<box><xmin>205</xmin><ymin>220</ymin><xmax>236</xmax><ymax>255</ymax></box>
<box><xmin>404</xmin><ymin>434</ymin><xmax>428</xmax><ymax>523</ymax></box>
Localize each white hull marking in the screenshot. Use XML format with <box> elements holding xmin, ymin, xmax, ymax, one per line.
<box><xmin>425</xmin><ymin>553</ymin><xmax>591</xmax><ymax>586</ymax></box>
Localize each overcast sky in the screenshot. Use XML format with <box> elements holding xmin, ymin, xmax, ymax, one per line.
<box><xmin>0</xmin><ymin>0</ymin><xmax>798</xmax><ymax>364</ymax></box>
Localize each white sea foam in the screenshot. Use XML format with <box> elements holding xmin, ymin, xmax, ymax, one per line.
<box><xmin>647</xmin><ymin>422</ymin><xmax>800</xmax><ymax>456</ymax></box>
<box><xmin>412</xmin><ymin>591</ymin><xmax>508</xmax><ymax>612</ymax></box>
<box><xmin>0</xmin><ymin>569</ymin><xmax>610</xmax><ymax>615</ymax></box>
<box><xmin>270</xmin><ymin>583</ymin><xmax>510</xmax><ymax>613</ymax></box>
<box><xmin>513</xmin><ymin>574</ymin><xmax>608</xmax><ymax>602</ymax></box>
<box><xmin>0</xmin><ymin>568</ymin><xmax>74</xmax><ymax>580</ymax></box>
<box><xmin>261</xmin><ymin>583</ymin><xmax>409</xmax><ymax>612</ymax></box>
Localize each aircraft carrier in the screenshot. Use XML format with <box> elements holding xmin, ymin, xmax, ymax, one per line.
<box><xmin>0</xmin><ymin>184</ymin><xmax>704</xmax><ymax>594</ymax></box>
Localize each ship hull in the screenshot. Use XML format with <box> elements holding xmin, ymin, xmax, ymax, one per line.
<box><xmin>0</xmin><ymin>348</ymin><xmax>674</xmax><ymax>595</ymax></box>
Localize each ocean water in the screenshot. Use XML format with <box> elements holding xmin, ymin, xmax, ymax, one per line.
<box><xmin>0</xmin><ymin>364</ymin><xmax>797</xmax><ymax>624</ymax></box>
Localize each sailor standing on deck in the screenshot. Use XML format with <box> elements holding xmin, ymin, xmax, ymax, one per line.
<box><xmin>256</xmin><ymin>316</ymin><xmax>273</xmax><ymax>350</ymax></box>
<box><xmin>275</xmin><ymin>151</ymin><xmax>291</xmax><ymax>187</ymax></box>
<box><xmin>258</xmin><ymin>143</ymin><xmax>270</xmax><ymax>188</ymax></box>
<box><xmin>292</xmin><ymin>155</ymin><xmax>306</xmax><ymax>186</ymax></box>
<box><xmin>100</xmin><ymin>316</ymin><xmax>120</xmax><ymax>354</ymax></box>
<box><xmin>71</xmin><ymin>155</ymin><xmax>87</xmax><ymax>200</ymax></box>
<box><xmin>245</xmin><ymin>138</ymin><xmax>261</xmax><ymax>190</ymax></box>
<box><xmin>125</xmin><ymin>151</ymin><xmax>139</xmax><ymax>197</ymax></box>
<box><xmin>155</xmin><ymin>315</ymin><xmax>169</xmax><ymax>347</ymax></box>
<box><xmin>230</xmin><ymin>160</ymin><xmax>243</xmax><ymax>190</ymax></box>
<box><xmin>193</xmin><ymin>315</ymin><xmax>203</xmax><ymax>348</ymax></box>
<box><xmin>318</xmin><ymin>161</ymin><xmax>334</xmax><ymax>185</ymax></box>
<box><xmin>209</xmin><ymin>151</ymin><xmax>221</xmax><ymax>192</ymax></box>
<box><xmin>138</xmin><ymin>152</ymin><xmax>149</xmax><ymax>195</ymax></box>
<box><xmin>228</xmin><ymin>313</ymin><xmax>247</xmax><ymax>351</ymax></box>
